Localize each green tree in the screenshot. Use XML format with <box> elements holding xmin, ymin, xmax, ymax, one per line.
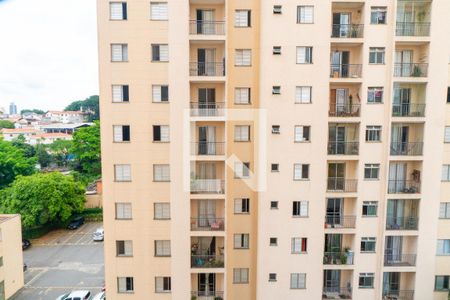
<box><xmin>0</xmin><ymin>139</ymin><xmax>36</xmax><ymax>188</ymax></box>
<box><xmin>48</xmin><ymin>139</ymin><xmax>73</xmax><ymax>167</ymax></box>
<box><xmin>35</xmin><ymin>145</ymin><xmax>52</xmax><ymax>168</ymax></box>
<box><xmin>65</xmin><ymin>95</ymin><xmax>99</xmax><ymax>121</ymax></box>
<box><xmin>0</xmin><ymin>120</ymin><xmax>14</xmax><ymax>129</ymax></box>
<box><xmin>0</xmin><ymin>173</ymin><xmax>85</xmax><ymax>228</ymax></box>
<box><xmin>20</xmin><ymin>109</ymin><xmax>45</xmax><ymax>115</ymax></box>
<box><xmin>71</xmin><ymin>121</ymin><xmax>101</xmax><ymax>178</ymax></box>
<box><xmin>11</xmin><ymin>135</ymin><xmax>36</xmax><ymax>158</ymax></box>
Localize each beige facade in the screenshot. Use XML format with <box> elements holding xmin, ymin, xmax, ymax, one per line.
<box><xmin>97</xmin><ymin>0</ymin><xmax>450</xmax><ymax>299</ymax></box>
<box><xmin>0</xmin><ymin>215</ymin><xmax>24</xmax><ymax>299</ymax></box>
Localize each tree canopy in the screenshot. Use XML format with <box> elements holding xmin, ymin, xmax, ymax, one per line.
<box><xmin>0</xmin><ymin>120</ymin><xmax>14</xmax><ymax>129</ymax></box>
<box><xmin>20</xmin><ymin>109</ymin><xmax>45</xmax><ymax>115</ymax></box>
<box><xmin>0</xmin><ymin>139</ymin><xmax>36</xmax><ymax>188</ymax></box>
<box><xmin>65</xmin><ymin>95</ymin><xmax>99</xmax><ymax>121</ymax></box>
<box><xmin>71</xmin><ymin>121</ymin><xmax>101</xmax><ymax>179</ymax></box>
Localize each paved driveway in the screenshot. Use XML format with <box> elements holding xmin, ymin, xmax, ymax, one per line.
<box><xmin>12</xmin><ymin>222</ymin><xmax>104</xmax><ymax>300</ymax></box>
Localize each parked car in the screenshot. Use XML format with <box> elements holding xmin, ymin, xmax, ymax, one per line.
<box><xmin>93</xmin><ymin>228</ymin><xmax>104</xmax><ymax>241</ymax></box>
<box><xmin>56</xmin><ymin>290</ymin><xmax>91</xmax><ymax>300</ymax></box>
<box><xmin>22</xmin><ymin>239</ymin><xmax>31</xmax><ymax>250</ymax></box>
<box><xmin>92</xmin><ymin>292</ymin><xmax>105</xmax><ymax>300</ymax></box>
<box><xmin>67</xmin><ymin>216</ymin><xmax>85</xmax><ymax>230</ymax></box>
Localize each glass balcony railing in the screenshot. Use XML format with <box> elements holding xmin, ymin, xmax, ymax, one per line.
<box><xmin>329</xmin><ymin>104</ymin><xmax>361</xmax><ymax>117</ymax></box>
<box><xmin>191</xmin><ymin>254</ymin><xmax>224</xmax><ymax>268</ymax></box>
<box><xmin>191</xmin><ymin>217</ymin><xmax>225</xmax><ymax>231</ymax></box>
<box><xmin>390</xmin><ymin>142</ymin><xmax>423</xmax><ymax>156</ymax></box>
<box><xmin>327</xmin><ymin>178</ymin><xmax>358</xmax><ymax>193</ymax></box>
<box><xmin>323</xmin><ymin>251</ymin><xmax>354</xmax><ymax>265</ymax></box>
<box><xmin>387</xmin><ymin>180</ymin><xmax>420</xmax><ymax>194</ymax></box>
<box><xmin>190</xmin><ymin>179</ymin><xmax>225</xmax><ymax>194</ymax></box>
<box><xmin>322</xmin><ymin>286</ymin><xmax>352</xmax><ymax>299</ymax></box>
<box><xmin>330</xmin><ymin>64</ymin><xmax>362</xmax><ymax>78</ymax></box>
<box><xmin>331</xmin><ymin>24</ymin><xmax>364</xmax><ymax>38</ymax></box>
<box><xmin>190</xmin><ymin>102</ymin><xmax>225</xmax><ymax>117</ymax></box>
<box><xmin>394</xmin><ymin>63</ymin><xmax>428</xmax><ymax>77</ymax></box>
<box><xmin>191</xmin><ymin>142</ymin><xmax>225</xmax><ymax>155</ymax></box>
<box><xmin>384</xmin><ymin>253</ymin><xmax>417</xmax><ymax>266</ymax></box>
<box><xmin>385</xmin><ymin>216</ymin><xmax>419</xmax><ymax>230</ymax></box>
<box><xmin>396</xmin><ymin>22</ymin><xmax>430</xmax><ymax>37</ymax></box>
<box><xmin>327</xmin><ymin>142</ymin><xmax>359</xmax><ymax>155</ymax></box>
<box><xmin>392</xmin><ymin>103</ymin><xmax>426</xmax><ymax>117</ymax></box>
<box><xmin>189</xmin><ymin>20</ymin><xmax>225</xmax><ymax>35</ymax></box>
<box><xmin>190</xmin><ymin>62</ymin><xmax>225</xmax><ymax>77</ymax></box>
<box><xmin>324</xmin><ymin>215</ymin><xmax>356</xmax><ymax>229</ymax></box>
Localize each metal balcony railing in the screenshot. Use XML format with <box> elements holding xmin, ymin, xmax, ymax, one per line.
<box><xmin>324</xmin><ymin>215</ymin><xmax>356</xmax><ymax>229</ymax></box>
<box><xmin>394</xmin><ymin>63</ymin><xmax>428</xmax><ymax>77</ymax></box>
<box><xmin>189</xmin><ymin>20</ymin><xmax>225</xmax><ymax>35</ymax></box>
<box><xmin>191</xmin><ymin>254</ymin><xmax>224</xmax><ymax>268</ymax></box>
<box><xmin>327</xmin><ymin>178</ymin><xmax>358</xmax><ymax>192</ymax></box>
<box><xmin>190</xmin><ymin>179</ymin><xmax>225</xmax><ymax>194</ymax></box>
<box><xmin>190</xmin><ymin>62</ymin><xmax>225</xmax><ymax>76</ymax></box>
<box><xmin>384</xmin><ymin>253</ymin><xmax>417</xmax><ymax>266</ymax></box>
<box><xmin>387</xmin><ymin>180</ymin><xmax>421</xmax><ymax>194</ymax></box>
<box><xmin>191</xmin><ymin>217</ymin><xmax>225</xmax><ymax>231</ymax></box>
<box><xmin>327</xmin><ymin>142</ymin><xmax>359</xmax><ymax>155</ymax></box>
<box><xmin>190</xmin><ymin>102</ymin><xmax>225</xmax><ymax>117</ymax></box>
<box><xmin>323</xmin><ymin>251</ymin><xmax>354</xmax><ymax>265</ymax></box>
<box><xmin>331</xmin><ymin>24</ymin><xmax>364</xmax><ymax>38</ymax></box>
<box><xmin>382</xmin><ymin>290</ymin><xmax>414</xmax><ymax>300</ymax></box>
<box><xmin>396</xmin><ymin>22</ymin><xmax>430</xmax><ymax>37</ymax></box>
<box><xmin>191</xmin><ymin>291</ymin><xmax>224</xmax><ymax>298</ymax></box>
<box><xmin>392</xmin><ymin>103</ymin><xmax>426</xmax><ymax>117</ymax></box>
<box><xmin>329</xmin><ymin>104</ymin><xmax>361</xmax><ymax>117</ymax></box>
<box><xmin>322</xmin><ymin>286</ymin><xmax>352</xmax><ymax>299</ymax></box>
<box><xmin>330</xmin><ymin>64</ymin><xmax>362</xmax><ymax>78</ymax></box>
<box><xmin>390</xmin><ymin>142</ymin><xmax>423</xmax><ymax>156</ymax></box>
<box><xmin>385</xmin><ymin>216</ymin><xmax>419</xmax><ymax>230</ymax></box>
<box><xmin>191</xmin><ymin>142</ymin><xmax>225</xmax><ymax>155</ymax></box>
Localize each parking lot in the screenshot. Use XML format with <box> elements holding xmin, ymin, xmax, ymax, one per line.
<box><xmin>12</xmin><ymin>222</ymin><xmax>105</xmax><ymax>300</ymax></box>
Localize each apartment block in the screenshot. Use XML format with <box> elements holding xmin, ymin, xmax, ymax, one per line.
<box><xmin>97</xmin><ymin>0</ymin><xmax>450</xmax><ymax>299</ymax></box>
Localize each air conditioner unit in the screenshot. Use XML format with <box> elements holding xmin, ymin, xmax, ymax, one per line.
<box><xmin>272</xmin><ymin>126</ymin><xmax>280</xmax><ymax>134</ymax></box>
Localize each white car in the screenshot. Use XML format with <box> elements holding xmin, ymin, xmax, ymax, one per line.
<box><xmin>56</xmin><ymin>290</ymin><xmax>92</xmax><ymax>300</ymax></box>
<box><xmin>93</xmin><ymin>228</ymin><xmax>104</xmax><ymax>241</ymax></box>
<box><xmin>92</xmin><ymin>292</ymin><xmax>105</xmax><ymax>300</ymax></box>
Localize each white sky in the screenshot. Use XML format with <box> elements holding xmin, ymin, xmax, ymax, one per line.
<box><xmin>0</xmin><ymin>0</ymin><xmax>98</xmax><ymax>112</ymax></box>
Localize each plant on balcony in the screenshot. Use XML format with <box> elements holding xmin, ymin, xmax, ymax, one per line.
<box><xmin>191</xmin><ymin>296</ymin><xmax>197</xmax><ymax>300</ymax></box>
<box><xmin>412</xmin><ymin>65</ymin><xmax>422</xmax><ymax>77</ymax></box>
<box><xmin>350</xmin><ymin>26</ymin><xmax>358</xmax><ymax>38</ymax></box>
<box><xmin>340</xmin><ymin>252</ymin><xmax>348</xmax><ymax>265</ymax></box>
<box><xmin>214</xmin><ymin>297</ymin><xmax>223</xmax><ymax>300</ymax></box>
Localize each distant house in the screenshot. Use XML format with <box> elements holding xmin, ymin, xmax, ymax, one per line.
<box><xmin>0</xmin><ymin>128</ymin><xmax>41</xmax><ymax>142</ymax></box>
<box><xmin>39</xmin><ymin>122</ymin><xmax>93</xmax><ymax>134</ymax></box>
<box><xmin>44</xmin><ymin>110</ymin><xmax>87</xmax><ymax>124</ymax></box>
<box><xmin>29</xmin><ymin>133</ymin><xmax>73</xmax><ymax>145</ymax></box>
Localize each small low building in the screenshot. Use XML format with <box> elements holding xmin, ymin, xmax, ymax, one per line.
<box><xmin>29</xmin><ymin>133</ymin><xmax>72</xmax><ymax>145</ymax></box>
<box><xmin>43</xmin><ymin>111</ymin><xmax>87</xmax><ymax>124</ymax></box>
<box><xmin>0</xmin><ymin>128</ymin><xmax>41</xmax><ymax>143</ymax></box>
<box><xmin>39</xmin><ymin>123</ymin><xmax>93</xmax><ymax>134</ymax></box>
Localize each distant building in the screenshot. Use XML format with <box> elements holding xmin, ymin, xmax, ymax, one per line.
<box><xmin>0</xmin><ymin>128</ymin><xmax>41</xmax><ymax>143</ymax></box>
<box><xmin>8</xmin><ymin>102</ymin><xmax>17</xmax><ymax>115</ymax></box>
<box><xmin>29</xmin><ymin>132</ymin><xmax>73</xmax><ymax>145</ymax></box>
<box><xmin>40</xmin><ymin>122</ymin><xmax>93</xmax><ymax>134</ymax></box>
<box><xmin>43</xmin><ymin>111</ymin><xmax>87</xmax><ymax>124</ymax></box>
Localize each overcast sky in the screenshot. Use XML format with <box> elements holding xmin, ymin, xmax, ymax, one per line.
<box><xmin>0</xmin><ymin>0</ymin><xmax>98</xmax><ymax>112</ymax></box>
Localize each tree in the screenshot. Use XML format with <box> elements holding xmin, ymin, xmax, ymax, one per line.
<box><xmin>71</xmin><ymin>121</ymin><xmax>101</xmax><ymax>178</ymax></box>
<box><xmin>35</xmin><ymin>145</ymin><xmax>52</xmax><ymax>168</ymax></box>
<box><xmin>65</xmin><ymin>95</ymin><xmax>99</xmax><ymax>121</ymax></box>
<box><xmin>48</xmin><ymin>139</ymin><xmax>73</xmax><ymax>167</ymax></box>
<box><xmin>20</xmin><ymin>109</ymin><xmax>45</xmax><ymax>115</ymax></box>
<box><xmin>0</xmin><ymin>173</ymin><xmax>85</xmax><ymax>228</ymax></box>
<box><xmin>0</xmin><ymin>139</ymin><xmax>36</xmax><ymax>188</ymax></box>
<box><xmin>0</xmin><ymin>120</ymin><xmax>14</xmax><ymax>129</ymax></box>
<box><xmin>11</xmin><ymin>135</ymin><xmax>36</xmax><ymax>158</ymax></box>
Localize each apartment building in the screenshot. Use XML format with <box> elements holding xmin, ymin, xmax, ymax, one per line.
<box><xmin>97</xmin><ymin>0</ymin><xmax>450</xmax><ymax>299</ymax></box>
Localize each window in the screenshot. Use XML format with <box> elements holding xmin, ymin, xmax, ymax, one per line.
<box><xmin>291</xmin><ymin>237</ymin><xmax>308</xmax><ymax>253</ymax></box>
<box><xmin>369</xmin><ymin>47</ymin><xmax>385</xmax><ymax>64</ymax></box>
<box><xmin>233</xmin><ymin>268</ymin><xmax>249</xmax><ymax>283</ymax></box>
<box><xmin>235</xmin><ymin>88</ymin><xmax>251</xmax><ymax>104</ymax></box>
<box><xmin>234</xmin><ymin>198</ymin><xmax>250</xmax><ymax>214</ymax></box>
<box><xmin>153</xmin><ymin>125</ymin><xmax>170</xmax><ymax>142</ymax></box>
<box><xmin>290</xmin><ymin>273</ymin><xmax>306</xmax><ymax>289</ymax></box>
<box><xmin>154</xmin><ymin>164</ymin><xmax>170</xmax><ymax>182</ymax></box>
<box><xmin>272</xmin><ymin>86</ymin><xmax>281</xmax><ymax>95</ymax></box>
<box><xmin>361</xmin><ymin>237</ymin><xmax>376</xmax><ymax>252</ymax></box>
<box><xmin>272</xmin><ymin>125</ymin><xmax>280</xmax><ymax>134</ymax></box>
<box><xmin>112</xmin><ymin>85</ymin><xmax>129</xmax><ymax>102</ymax></box>
<box><xmin>116</xmin><ymin>240</ymin><xmax>133</xmax><ymax>256</ymax></box>
<box><xmin>269</xmin><ymin>238</ymin><xmax>277</xmax><ymax>246</ymax></box>
<box><xmin>366</xmin><ymin>126</ymin><xmax>381</xmax><ymax>142</ymax></box>
<box><xmin>362</xmin><ymin>201</ymin><xmax>378</xmax><ymax>217</ymax></box>
<box><xmin>152</xmin><ymin>44</ymin><xmax>169</xmax><ymax>62</ymax></box>
<box><xmin>234</xmin><ymin>125</ymin><xmax>250</xmax><ymax>141</ymax></box>
<box><xmin>235</xmin><ymin>10</ymin><xmax>251</xmax><ymax>27</ymax></box>
<box><xmin>117</xmin><ymin>277</ymin><xmax>134</xmax><ymax>293</ymax></box>
<box><xmin>293</xmin><ymin>164</ymin><xmax>309</xmax><ymax>180</ymax></box>
<box><xmin>111</xmin><ymin>44</ymin><xmax>128</xmax><ymax>62</ymax></box>
<box><xmin>370</xmin><ymin>7</ymin><xmax>387</xmax><ymax>24</ymax></box>
<box><xmin>235</xmin><ymin>49</ymin><xmax>252</xmax><ymax>66</ymax></box>
<box><xmin>442</xmin><ymin>165</ymin><xmax>450</xmax><ymax>181</ymax></box>
<box><xmin>437</xmin><ymin>240</ymin><xmax>450</xmax><ymax>255</ymax></box>
<box><xmin>435</xmin><ymin>276</ymin><xmax>450</xmax><ymax>291</ymax></box>
<box><xmin>150</xmin><ymin>2</ymin><xmax>168</xmax><ymax>20</ymax></box>
<box><xmin>271</xmin><ymin>163</ymin><xmax>279</xmax><ymax>172</ymax></box>
<box><xmin>110</xmin><ymin>2</ymin><xmax>127</xmax><ymax>20</ymax></box>
<box><xmin>292</xmin><ymin>201</ymin><xmax>308</xmax><ymax>217</ymax></box>
<box><xmin>115</xmin><ymin>164</ymin><xmax>131</xmax><ymax>181</ymax></box>
<box><xmin>154</xmin><ymin>203</ymin><xmax>170</xmax><ymax>220</ymax></box>
<box><xmin>294</xmin><ymin>126</ymin><xmax>310</xmax><ymax>142</ymax></box>
<box><xmin>295</xmin><ymin>86</ymin><xmax>312</xmax><ymax>103</ymax></box>
<box><xmin>444</xmin><ymin>127</ymin><xmax>450</xmax><ymax>143</ymax></box>
<box><xmin>152</xmin><ymin>85</ymin><xmax>169</xmax><ymax>102</ymax></box>
<box><xmin>0</xmin><ymin>257</ymin><xmax>3</xmax><ymax>267</ymax></box>
<box><xmin>115</xmin><ymin>203</ymin><xmax>132</xmax><ymax>219</ymax></box>
<box><xmin>273</xmin><ymin>46</ymin><xmax>282</xmax><ymax>55</ymax></box>
<box><xmin>269</xmin><ymin>273</ymin><xmax>277</xmax><ymax>282</ymax></box>
<box><xmin>234</xmin><ymin>234</ymin><xmax>249</xmax><ymax>249</ymax></box>
<box><xmin>273</xmin><ymin>5</ymin><xmax>282</xmax><ymax>14</ymax></box>
<box><xmin>364</xmin><ymin>164</ymin><xmax>380</xmax><ymax>179</ymax></box>
<box><xmin>447</xmin><ymin>87</ymin><xmax>450</xmax><ymax>103</ymax></box>
<box><xmin>155</xmin><ymin>240</ymin><xmax>171</xmax><ymax>256</ymax></box>
<box><xmin>155</xmin><ymin>277</ymin><xmax>171</xmax><ymax>293</ymax></box>
<box><xmin>270</xmin><ymin>201</ymin><xmax>278</xmax><ymax>209</ymax></box>
<box><xmin>296</xmin><ymin>6</ymin><xmax>313</xmax><ymax>24</ymax></box>
<box><xmin>296</xmin><ymin>47</ymin><xmax>313</xmax><ymax>64</ymax></box>
<box><xmin>359</xmin><ymin>273</ymin><xmax>375</xmax><ymax>288</ymax></box>
<box><xmin>235</xmin><ymin>162</ymin><xmax>250</xmax><ymax>178</ymax></box>
<box><xmin>368</xmin><ymin>87</ymin><xmax>384</xmax><ymax>103</ymax></box>
<box><xmin>113</xmin><ymin>125</ymin><xmax>130</xmax><ymax>142</ymax></box>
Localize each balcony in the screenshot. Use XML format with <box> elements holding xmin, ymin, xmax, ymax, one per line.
<box><xmin>331</xmin><ymin>24</ymin><xmax>364</xmax><ymax>39</ymax></box>
<box><xmin>191</xmin><ymin>291</ymin><xmax>224</xmax><ymax>299</ymax></box>
<box><xmin>191</xmin><ymin>142</ymin><xmax>225</xmax><ymax>156</ymax></box>
<box><xmin>392</xmin><ymin>103</ymin><xmax>425</xmax><ymax>117</ymax></box>
<box><xmin>386</xmin><ymin>216</ymin><xmax>418</xmax><ymax>230</ymax></box>
<box><xmin>384</xmin><ymin>254</ymin><xmax>417</xmax><ymax>267</ymax></box>
<box><xmin>191</xmin><ymin>254</ymin><xmax>224</xmax><ymax>268</ymax></box>
<box><xmin>328</xmin><ymin>142</ymin><xmax>359</xmax><ymax>155</ymax></box>
<box><xmin>390</xmin><ymin>142</ymin><xmax>423</xmax><ymax>156</ymax></box>
<box><xmin>322</xmin><ymin>287</ymin><xmax>352</xmax><ymax>299</ymax></box>
<box><xmin>190</xmin><ymin>102</ymin><xmax>225</xmax><ymax>117</ymax></box>
<box><xmin>330</xmin><ymin>64</ymin><xmax>362</xmax><ymax>79</ymax></box>
<box><xmin>325</xmin><ymin>215</ymin><xmax>356</xmax><ymax>229</ymax></box>
<box><xmin>382</xmin><ymin>290</ymin><xmax>414</xmax><ymax>300</ymax></box>
<box><xmin>323</xmin><ymin>251</ymin><xmax>354</xmax><ymax>266</ymax></box>
<box><xmin>191</xmin><ymin>217</ymin><xmax>224</xmax><ymax>231</ymax></box>
<box><xmin>190</xmin><ymin>62</ymin><xmax>225</xmax><ymax>77</ymax></box>
<box><xmin>327</xmin><ymin>178</ymin><xmax>358</xmax><ymax>193</ymax></box>
<box><xmin>191</xmin><ymin>179</ymin><xmax>225</xmax><ymax>194</ymax></box>
<box><xmin>191</xmin><ymin>272</ymin><xmax>224</xmax><ymax>300</ymax></box>
<box><xmin>189</xmin><ymin>20</ymin><xmax>225</xmax><ymax>35</ymax></box>
<box><xmin>396</xmin><ymin>22</ymin><xmax>430</xmax><ymax>37</ymax></box>
<box><xmin>323</xmin><ymin>269</ymin><xmax>353</xmax><ymax>299</ymax></box>
<box><xmin>191</xmin><ymin>236</ymin><xmax>224</xmax><ymax>268</ymax></box>
<box><xmin>329</xmin><ymin>104</ymin><xmax>360</xmax><ymax>117</ymax></box>
<box><xmin>394</xmin><ymin>63</ymin><xmax>428</xmax><ymax>78</ymax></box>
<box><xmin>387</xmin><ymin>180</ymin><xmax>420</xmax><ymax>194</ymax></box>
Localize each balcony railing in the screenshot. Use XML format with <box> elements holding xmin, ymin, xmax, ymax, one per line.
<box><xmin>191</xmin><ymin>291</ymin><xmax>224</xmax><ymax>298</ymax></box>
<box><xmin>328</xmin><ymin>142</ymin><xmax>359</xmax><ymax>155</ymax></box>
<box><xmin>387</xmin><ymin>180</ymin><xmax>420</xmax><ymax>194</ymax></box>
<box><xmin>327</xmin><ymin>178</ymin><xmax>358</xmax><ymax>193</ymax></box>
<box><xmin>384</xmin><ymin>253</ymin><xmax>417</xmax><ymax>266</ymax></box>
<box><xmin>322</xmin><ymin>286</ymin><xmax>352</xmax><ymax>299</ymax></box>
<box><xmin>396</xmin><ymin>22</ymin><xmax>430</xmax><ymax>37</ymax></box>
<box><xmin>191</xmin><ymin>217</ymin><xmax>225</xmax><ymax>231</ymax></box>
<box><xmin>330</xmin><ymin>64</ymin><xmax>362</xmax><ymax>78</ymax></box>
<box><xmin>191</xmin><ymin>179</ymin><xmax>225</xmax><ymax>194</ymax></box>
<box><xmin>190</xmin><ymin>62</ymin><xmax>225</xmax><ymax>77</ymax></box>
<box><xmin>190</xmin><ymin>102</ymin><xmax>225</xmax><ymax>117</ymax></box>
<box><xmin>325</xmin><ymin>215</ymin><xmax>356</xmax><ymax>229</ymax></box>
<box><xmin>189</xmin><ymin>20</ymin><xmax>225</xmax><ymax>35</ymax></box>
<box><xmin>191</xmin><ymin>254</ymin><xmax>224</xmax><ymax>268</ymax></box>
<box><xmin>331</xmin><ymin>24</ymin><xmax>364</xmax><ymax>38</ymax></box>
<box><xmin>382</xmin><ymin>290</ymin><xmax>414</xmax><ymax>300</ymax></box>
<box><xmin>392</xmin><ymin>103</ymin><xmax>426</xmax><ymax>117</ymax></box>
<box><xmin>191</xmin><ymin>142</ymin><xmax>225</xmax><ymax>156</ymax></box>
<box><xmin>394</xmin><ymin>63</ymin><xmax>428</xmax><ymax>77</ymax></box>
<box><xmin>390</xmin><ymin>142</ymin><xmax>423</xmax><ymax>156</ymax></box>
<box><xmin>386</xmin><ymin>216</ymin><xmax>419</xmax><ymax>230</ymax></box>
<box><xmin>329</xmin><ymin>104</ymin><xmax>361</xmax><ymax>117</ymax></box>
<box><xmin>323</xmin><ymin>251</ymin><xmax>354</xmax><ymax>265</ymax></box>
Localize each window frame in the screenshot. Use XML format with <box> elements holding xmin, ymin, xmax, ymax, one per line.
<box><xmin>369</xmin><ymin>47</ymin><xmax>385</xmax><ymax>64</ymax></box>
<box><xmin>360</xmin><ymin>237</ymin><xmax>376</xmax><ymax>253</ymax></box>
<box><xmin>295</xmin><ymin>86</ymin><xmax>312</xmax><ymax>104</ymax></box>
<box><xmin>296</xmin><ymin>46</ymin><xmax>313</xmax><ymax>64</ymax></box>
<box><xmin>154</xmin><ymin>203</ymin><xmax>170</xmax><ymax>220</ymax></box>
<box><xmin>296</xmin><ymin>6</ymin><xmax>314</xmax><ymax>24</ymax></box>
<box><xmin>367</xmin><ymin>87</ymin><xmax>384</xmax><ymax>103</ymax></box>
<box><xmin>362</xmin><ymin>201</ymin><xmax>378</xmax><ymax>217</ymax></box>
<box><xmin>235</xmin><ymin>49</ymin><xmax>252</xmax><ymax>66</ymax></box>
<box><xmin>359</xmin><ymin>273</ymin><xmax>375</xmax><ymax>289</ymax></box>
<box><xmin>364</xmin><ymin>163</ymin><xmax>380</xmax><ymax>180</ymax></box>
<box><xmin>153</xmin><ymin>164</ymin><xmax>170</xmax><ymax>182</ymax></box>
<box><xmin>290</xmin><ymin>273</ymin><xmax>306</xmax><ymax>289</ymax></box>
<box><xmin>115</xmin><ymin>202</ymin><xmax>132</xmax><ymax>220</ymax></box>
<box><xmin>150</xmin><ymin>2</ymin><xmax>168</xmax><ymax>21</ymax></box>
<box><xmin>366</xmin><ymin>126</ymin><xmax>382</xmax><ymax>142</ymax></box>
